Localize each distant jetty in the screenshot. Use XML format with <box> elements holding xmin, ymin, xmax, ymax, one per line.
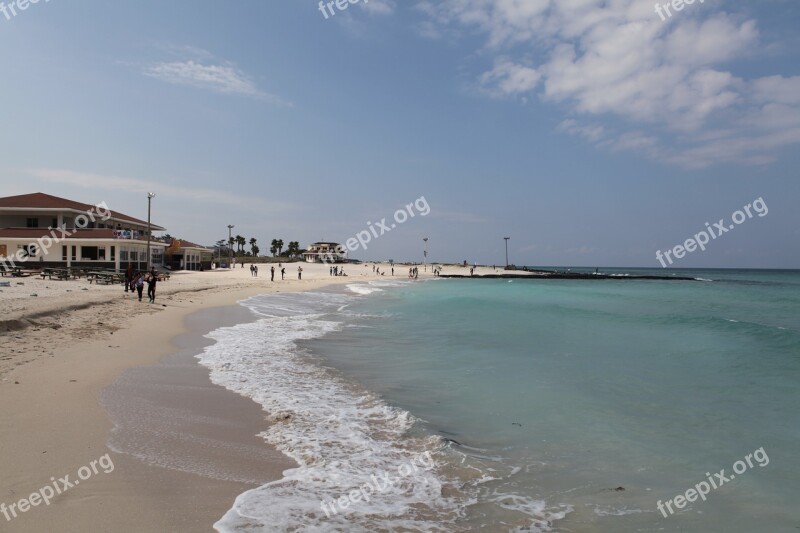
<box><xmin>439</xmin><ymin>270</ymin><xmax>698</xmax><ymax>281</ymax></box>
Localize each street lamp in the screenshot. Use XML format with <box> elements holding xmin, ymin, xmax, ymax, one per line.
<box><xmin>423</xmin><ymin>237</ymin><xmax>428</xmax><ymax>272</ymax></box>
<box><xmin>147</xmin><ymin>192</ymin><xmax>156</xmax><ymax>271</ymax></box>
<box><xmin>504</xmin><ymin>237</ymin><xmax>510</xmax><ymax>269</ymax></box>
<box><xmin>227</xmin><ymin>225</ymin><xmax>235</xmax><ymax>268</ymax></box>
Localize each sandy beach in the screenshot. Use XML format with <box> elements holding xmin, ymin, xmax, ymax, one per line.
<box><xmin>0</xmin><ymin>260</ymin><xmax>461</xmax><ymax>531</ymax></box>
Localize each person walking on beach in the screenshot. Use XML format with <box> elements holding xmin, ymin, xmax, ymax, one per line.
<box><xmin>271</xmin><ymin>266</ymin><xmax>275</xmax><ymax>281</ymax></box>
<box><xmin>124</xmin><ymin>264</ymin><xmax>133</xmax><ymax>293</ymax></box>
<box><xmin>147</xmin><ymin>271</ymin><xmax>157</xmax><ymax>303</ymax></box>
<box><xmin>254</xmin><ymin>265</ymin><xmax>258</xmax><ymax>277</ymax></box>
<box><xmin>281</xmin><ymin>267</ymin><xmax>285</xmax><ymax>280</ymax></box>
<box><xmin>250</xmin><ymin>265</ymin><xmax>254</xmax><ymax>277</ymax></box>
<box><xmin>135</xmin><ymin>273</ymin><xmax>144</xmax><ymax>302</ymax></box>
<box><xmin>297</xmin><ymin>265</ymin><xmax>303</xmax><ymax>280</ymax></box>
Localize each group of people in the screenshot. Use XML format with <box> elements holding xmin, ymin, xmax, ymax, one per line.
<box><xmin>408</xmin><ymin>266</ymin><xmax>419</xmax><ymax>279</ymax></box>
<box><xmin>329</xmin><ymin>265</ymin><xmax>347</xmax><ymax>276</ymax></box>
<box><xmin>124</xmin><ymin>266</ymin><xmax>159</xmax><ymax>303</ymax></box>
<box><xmin>249</xmin><ymin>264</ymin><xmax>259</xmax><ymax>277</ymax></box>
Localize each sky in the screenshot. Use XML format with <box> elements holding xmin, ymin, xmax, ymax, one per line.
<box><xmin>0</xmin><ymin>0</ymin><xmax>798</xmax><ymax>268</ymax></box>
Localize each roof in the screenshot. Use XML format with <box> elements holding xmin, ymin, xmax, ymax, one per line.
<box><xmin>0</xmin><ymin>193</ymin><xmax>166</xmax><ymax>230</ymax></box>
<box><xmin>170</xmin><ymin>239</ymin><xmax>212</xmax><ymax>250</ymax></box>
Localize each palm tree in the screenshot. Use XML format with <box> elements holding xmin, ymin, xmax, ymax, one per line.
<box><xmin>287</xmin><ymin>241</ymin><xmax>300</xmax><ymax>258</ymax></box>
<box><xmin>276</xmin><ymin>239</ymin><xmax>284</xmax><ymax>256</ymax></box>
<box><xmin>249</xmin><ymin>238</ymin><xmax>258</xmax><ymax>257</ymax></box>
<box><xmin>235</xmin><ymin>235</ymin><xmax>246</xmax><ymax>255</ymax></box>
<box><xmin>270</xmin><ymin>239</ymin><xmax>279</xmax><ymax>257</ymax></box>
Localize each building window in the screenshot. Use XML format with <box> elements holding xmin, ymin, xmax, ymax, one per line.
<box><xmin>26</xmin><ymin>218</ymin><xmax>39</xmax><ymax>228</ymax></box>
<box><xmin>19</xmin><ymin>244</ymin><xmax>37</xmax><ymax>258</ymax></box>
<box><xmin>71</xmin><ymin>246</ymin><xmax>77</xmax><ymax>261</ymax></box>
<box><xmin>81</xmin><ymin>246</ymin><xmax>99</xmax><ymax>261</ymax></box>
<box><xmin>62</xmin><ymin>245</ymin><xmax>67</xmax><ymax>261</ymax></box>
<box><xmin>110</xmin><ymin>246</ymin><xmax>116</xmax><ymax>261</ymax></box>
<box><xmin>51</xmin><ymin>218</ymin><xmax>58</xmax><ymax>228</ymax></box>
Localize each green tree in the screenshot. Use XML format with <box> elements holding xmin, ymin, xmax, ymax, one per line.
<box><xmin>287</xmin><ymin>241</ymin><xmax>300</xmax><ymax>258</ymax></box>
<box><xmin>276</xmin><ymin>239</ymin><xmax>284</xmax><ymax>256</ymax></box>
<box><xmin>235</xmin><ymin>235</ymin><xmax>246</xmax><ymax>255</ymax></box>
<box><xmin>249</xmin><ymin>237</ymin><xmax>258</xmax><ymax>257</ymax></box>
<box><xmin>270</xmin><ymin>239</ymin><xmax>279</xmax><ymax>257</ymax></box>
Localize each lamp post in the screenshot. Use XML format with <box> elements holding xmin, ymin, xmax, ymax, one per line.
<box><xmin>504</xmin><ymin>237</ymin><xmax>510</xmax><ymax>269</ymax></box>
<box><xmin>423</xmin><ymin>237</ymin><xmax>428</xmax><ymax>272</ymax></box>
<box><xmin>227</xmin><ymin>225</ymin><xmax>235</xmax><ymax>268</ymax></box>
<box><xmin>146</xmin><ymin>192</ymin><xmax>156</xmax><ymax>271</ymax></box>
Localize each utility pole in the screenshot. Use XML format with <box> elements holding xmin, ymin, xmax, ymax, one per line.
<box><xmin>228</xmin><ymin>224</ymin><xmax>235</xmax><ymax>268</ymax></box>
<box><xmin>504</xmin><ymin>237</ymin><xmax>510</xmax><ymax>269</ymax></box>
<box><xmin>146</xmin><ymin>192</ymin><xmax>156</xmax><ymax>270</ymax></box>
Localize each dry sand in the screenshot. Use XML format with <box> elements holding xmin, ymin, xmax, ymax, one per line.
<box><xmin>0</xmin><ymin>261</ymin><xmax>428</xmax><ymax>531</ymax></box>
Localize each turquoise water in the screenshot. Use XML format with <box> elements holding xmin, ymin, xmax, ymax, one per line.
<box><xmin>301</xmin><ymin>270</ymin><xmax>800</xmax><ymax>531</ymax></box>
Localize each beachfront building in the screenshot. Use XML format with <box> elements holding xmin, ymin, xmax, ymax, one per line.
<box><xmin>0</xmin><ymin>192</ymin><xmax>167</xmax><ymax>272</ymax></box>
<box><xmin>302</xmin><ymin>242</ymin><xmax>347</xmax><ymax>263</ymax></box>
<box><xmin>164</xmin><ymin>239</ymin><xmax>214</xmax><ymax>271</ymax></box>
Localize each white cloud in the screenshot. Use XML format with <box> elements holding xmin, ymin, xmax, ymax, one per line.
<box><xmin>143</xmin><ymin>58</ymin><xmax>290</xmax><ymax>106</ymax></box>
<box><xmin>480</xmin><ymin>59</ymin><xmax>541</xmax><ymax>97</ymax></box>
<box><xmin>421</xmin><ymin>0</ymin><xmax>799</xmax><ymax>167</ymax></box>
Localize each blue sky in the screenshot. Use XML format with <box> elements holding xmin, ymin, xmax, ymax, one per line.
<box><xmin>0</xmin><ymin>0</ymin><xmax>798</xmax><ymax>268</ymax></box>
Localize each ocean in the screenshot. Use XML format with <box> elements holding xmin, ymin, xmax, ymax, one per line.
<box><xmin>196</xmin><ymin>268</ymin><xmax>800</xmax><ymax>532</ymax></box>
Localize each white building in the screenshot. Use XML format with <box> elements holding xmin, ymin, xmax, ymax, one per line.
<box><xmin>0</xmin><ymin>192</ymin><xmax>167</xmax><ymax>272</ymax></box>
<box><xmin>302</xmin><ymin>242</ymin><xmax>347</xmax><ymax>263</ymax></box>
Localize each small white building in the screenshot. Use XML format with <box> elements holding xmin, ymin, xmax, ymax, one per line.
<box><xmin>302</xmin><ymin>242</ymin><xmax>347</xmax><ymax>263</ymax></box>
<box><xmin>0</xmin><ymin>192</ymin><xmax>167</xmax><ymax>272</ymax></box>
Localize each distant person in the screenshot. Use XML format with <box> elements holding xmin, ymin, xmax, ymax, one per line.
<box><xmin>376</xmin><ymin>267</ymin><xmax>380</xmax><ymax>275</ymax></box>
<box><xmin>391</xmin><ymin>267</ymin><xmax>394</xmax><ymax>276</ymax></box>
<box><xmin>254</xmin><ymin>265</ymin><xmax>258</xmax><ymax>277</ymax></box>
<box><xmin>271</xmin><ymin>266</ymin><xmax>275</xmax><ymax>282</ymax></box>
<box><xmin>135</xmin><ymin>273</ymin><xmax>144</xmax><ymax>302</ymax></box>
<box><xmin>250</xmin><ymin>265</ymin><xmax>255</xmax><ymax>277</ymax></box>
<box><xmin>124</xmin><ymin>264</ymin><xmax>133</xmax><ymax>293</ymax></box>
<box><xmin>281</xmin><ymin>267</ymin><xmax>285</xmax><ymax>280</ymax></box>
<box><xmin>147</xmin><ymin>272</ymin><xmax>157</xmax><ymax>303</ymax></box>
<box><xmin>298</xmin><ymin>265</ymin><xmax>303</xmax><ymax>280</ymax></box>
<box><xmin>372</xmin><ymin>265</ymin><xmax>375</xmax><ymax>273</ymax></box>
<box><xmin>330</xmin><ymin>266</ymin><xmax>333</xmax><ymax>276</ymax></box>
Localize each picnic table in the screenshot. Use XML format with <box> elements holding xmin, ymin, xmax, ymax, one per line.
<box><xmin>40</xmin><ymin>268</ymin><xmax>72</xmax><ymax>280</ymax></box>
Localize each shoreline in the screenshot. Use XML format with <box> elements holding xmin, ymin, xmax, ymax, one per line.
<box><xmin>0</xmin><ymin>264</ymin><xmax>390</xmax><ymax>531</ymax></box>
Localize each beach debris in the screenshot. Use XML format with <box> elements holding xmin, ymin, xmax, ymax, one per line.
<box><xmin>69</xmin><ymin>379</ymin><xmax>77</xmax><ymax>382</ymax></box>
<box><xmin>14</xmin><ymin>381</ymin><xmax>20</xmax><ymax>385</ymax></box>
<box><xmin>271</xmin><ymin>412</ymin><xmax>292</xmax><ymax>422</ymax></box>
<box><xmin>30</xmin><ymin>293</ymin><xmax>38</xmax><ymax>297</ymax></box>
<box><xmin>512</xmin><ymin>422</ymin><xmax>522</xmax><ymax>427</ymax></box>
